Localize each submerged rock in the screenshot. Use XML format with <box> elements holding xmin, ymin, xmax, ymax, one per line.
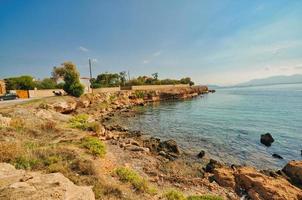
<box><xmin>204</xmin><ymin>159</ymin><xmax>223</xmax><ymax>173</ymax></box>
<box><xmin>197</xmin><ymin>150</ymin><xmax>205</xmax><ymax>158</ymax></box>
<box><xmin>260</xmin><ymin>133</ymin><xmax>274</xmax><ymax>146</ymax></box>
<box><xmin>282</xmin><ymin>160</ymin><xmax>302</xmax><ymax>187</ymax></box>
<box><xmin>272</xmin><ymin>153</ymin><xmax>283</xmax><ymax>159</ymax></box>
<box><xmin>0</xmin><ymin>163</ymin><xmax>95</xmax><ymax>200</ymax></box>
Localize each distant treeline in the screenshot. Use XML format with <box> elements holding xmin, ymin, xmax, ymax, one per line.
<box><xmin>4</xmin><ymin>72</ymin><xmax>194</xmax><ymax>90</ymax></box>
<box><xmin>91</xmin><ymin>72</ymin><xmax>194</xmax><ymax>88</ymax></box>
<box><xmin>4</xmin><ymin>76</ymin><xmax>64</xmax><ymax>90</ymax></box>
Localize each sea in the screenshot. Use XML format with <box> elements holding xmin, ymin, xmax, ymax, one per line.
<box><xmin>116</xmin><ymin>83</ymin><xmax>302</xmax><ymax>169</ymax></box>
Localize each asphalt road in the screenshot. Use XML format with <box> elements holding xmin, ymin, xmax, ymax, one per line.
<box><xmin>0</xmin><ymin>98</ymin><xmax>37</xmax><ymax>108</ymax></box>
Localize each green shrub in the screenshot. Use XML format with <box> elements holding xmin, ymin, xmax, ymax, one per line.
<box><xmin>69</xmin><ymin>114</ymin><xmax>100</xmax><ymax>133</ymax></box>
<box><xmin>187</xmin><ymin>195</ymin><xmax>224</xmax><ymax>200</ymax></box>
<box><xmin>115</xmin><ymin>167</ymin><xmax>156</xmax><ymax>194</ymax></box>
<box><xmin>164</xmin><ymin>189</ymin><xmax>186</xmax><ymax>200</ymax></box>
<box><xmin>81</xmin><ymin>137</ymin><xmax>106</xmax><ymax>157</ymax></box>
<box><xmin>15</xmin><ymin>156</ymin><xmax>39</xmax><ymax>170</ymax></box>
<box><xmin>134</xmin><ymin>91</ymin><xmax>145</xmax><ymax>99</ymax></box>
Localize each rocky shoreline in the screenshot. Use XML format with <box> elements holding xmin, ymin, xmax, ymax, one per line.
<box><xmin>0</xmin><ymin>86</ymin><xmax>301</xmax><ymax>200</ymax></box>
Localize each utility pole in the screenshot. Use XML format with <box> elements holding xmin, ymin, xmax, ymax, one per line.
<box><xmin>89</xmin><ymin>58</ymin><xmax>93</xmax><ymax>94</ymax></box>
<box><xmin>128</xmin><ymin>70</ymin><xmax>130</xmax><ymax>81</ymax></box>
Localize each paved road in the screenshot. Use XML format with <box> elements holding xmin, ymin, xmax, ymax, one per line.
<box><xmin>0</xmin><ymin>98</ymin><xmax>37</xmax><ymax>108</ymax></box>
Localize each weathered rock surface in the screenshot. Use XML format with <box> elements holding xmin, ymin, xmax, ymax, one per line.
<box><xmin>0</xmin><ymin>163</ymin><xmax>95</xmax><ymax>200</ymax></box>
<box><xmin>260</xmin><ymin>133</ymin><xmax>274</xmax><ymax>147</ymax></box>
<box><xmin>0</xmin><ymin>114</ymin><xmax>11</xmax><ymax>127</ymax></box>
<box><xmin>159</xmin><ymin>139</ymin><xmax>180</xmax><ymax>155</ymax></box>
<box><xmin>282</xmin><ymin>160</ymin><xmax>302</xmax><ymax>187</ymax></box>
<box><xmin>212</xmin><ymin>164</ymin><xmax>302</xmax><ymax>200</ymax></box>
<box><xmin>53</xmin><ymin>101</ymin><xmax>77</xmax><ymax>114</ymax></box>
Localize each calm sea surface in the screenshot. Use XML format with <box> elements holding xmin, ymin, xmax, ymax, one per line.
<box><xmin>117</xmin><ymin>84</ymin><xmax>302</xmax><ymax>169</ymax></box>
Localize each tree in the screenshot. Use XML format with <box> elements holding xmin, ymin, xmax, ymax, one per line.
<box><xmin>53</xmin><ymin>62</ymin><xmax>84</xmax><ymax>97</ymax></box>
<box><xmin>35</xmin><ymin>78</ymin><xmax>58</xmax><ymax>89</ymax></box>
<box><xmin>119</xmin><ymin>71</ymin><xmax>127</xmax><ymax>86</ymax></box>
<box><xmin>152</xmin><ymin>72</ymin><xmax>159</xmax><ymax>81</ymax></box>
<box><xmin>4</xmin><ymin>76</ymin><xmax>35</xmax><ymax>90</ymax></box>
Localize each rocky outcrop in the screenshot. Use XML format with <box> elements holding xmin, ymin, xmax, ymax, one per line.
<box><xmin>211</xmin><ymin>163</ymin><xmax>302</xmax><ymax>200</ymax></box>
<box><xmin>260</xmin><ymin>133</ymin><xmax>274</xmax><ymax>147</ymax></box>
<box><xmin>0</xmin><ymin>163</ymin><xmax>95</xmax><ymax>200</ymax></box>
<box><xmin>159</xmin><ymin>139</ymin><xmax>180</xmax><ymax>155</ymax></box>
<box><xmin>282</xmin><ymin>160</ymin><xmax>302</xmax><ymax>187</ymax></box>
<box><xmin>197</xmin><ymin>150</ymin><xmax>205</xmax><ymax>158</ymax></box>
<box><xmin>53</xmin><ymin>101</ymin><xmax>77</xmax><ymax>114</ymax></box>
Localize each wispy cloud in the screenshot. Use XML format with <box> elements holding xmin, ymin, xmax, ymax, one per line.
<box><xmin>78</xmin><ymin>46</ymin><xmax>89</xmax><ymax>52</ymax></box>
<box><xmin>142</xmin><ymin>50</ymin><xmax>162</xmax><ymax>64</ymax></box>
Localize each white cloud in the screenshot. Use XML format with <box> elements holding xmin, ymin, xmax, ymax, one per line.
<box><xmin>143</xmin><ymin>60</ymin><xmax>150</xmax><ymax>64</ymax></box>
<box><xmin>153</xmin><ymin>50</ymin><xmax>162</xmax><ymax>57</ymax></box>
<box><xmin>78</xmin><ymin>46</ymin><xmax>89</xmax><ymax>52</ymax></box>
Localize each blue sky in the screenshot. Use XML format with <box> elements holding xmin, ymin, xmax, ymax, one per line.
<box><xmin>0</xmin><ymin>0</ymin><xmax>302</xmax><ymax>85</ymax></box>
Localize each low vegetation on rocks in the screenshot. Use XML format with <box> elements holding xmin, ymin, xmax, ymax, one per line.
<box><xmin>81</xmin><ymin>136</ymin><xmax>106</xmax><ymax>157</ymax></box>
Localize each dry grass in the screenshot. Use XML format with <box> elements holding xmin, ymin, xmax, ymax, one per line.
<box><xmin>40</xmin><ymin>121</ymin><xmax>57</xmax><ymax>131</ymax></box>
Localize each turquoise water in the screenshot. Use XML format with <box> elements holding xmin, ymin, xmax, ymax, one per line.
<box><xmin>119</xmin><ymin>84</ymin><xmax>302</xmax><ymax>169</ymax></box>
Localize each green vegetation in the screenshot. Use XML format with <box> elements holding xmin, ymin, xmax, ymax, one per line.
<box><xmin>69</xmin><ymin>114</ymin><xmax>101</xmax><ymax>132</ymax></box>
<box><xmin>134</xmin><ymin>90</ymin><xmax>145</xmax><ymax>99</ymax></box>
<box><xmin>81</xmin><ymin>137</ymin><xmax>106</xmax><ymax>157</ymax></box>
<box><xmin>115</xmin><ymin>167</ymin><xmax>156</xmax><ymax>194</ymax></box>
<box><xmin>53</xmin><ymin>62</ymin><xmax>84</xmax><ymax>97</ymax></box>
<box><xmin>4</xmin><ymin>75</ymin><xmax>36</xmax><ymax>90</ymax></box>
<box><xmin>164</xmin><ymin>189</ymin><xmax>186</xmax><ymax>200</ymax></box>
<box><xmin>164</xmin><ymin>190</ymin><xmax>223</xmax><ymax>200</ymax></box>
<box><xmin>187</xmin><ymin>195</ymin><xmax>224</xmax><ymax>200</ymax></box>
<box><xmin>35</xmin><ymin>78</ymin><xmax>63</xmax><ymax>89</ymax></box>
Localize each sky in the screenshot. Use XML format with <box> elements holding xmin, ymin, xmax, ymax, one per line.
<box><xmin>0</xmin><ymin>0</ymin><xmax>302</xmax><ymax>85</ymax></box>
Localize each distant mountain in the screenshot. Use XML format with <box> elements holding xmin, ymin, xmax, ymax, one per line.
<box><xmin>236</xmin><ymin>74</ymin><xmax>302</xmax><ymax>87</ymax></box>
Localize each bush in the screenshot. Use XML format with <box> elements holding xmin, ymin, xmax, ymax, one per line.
<box><xmin>187</xmin><ymin>195</ymin><xmax>224</xmax><ymax>200</ymax></box>
<box><xmin>81</xmin><ymin>137</ymin><xmax>106</xmax><ymax>157</ymax></box>
<box><xmin>164</xmin><ymin>189</ymin><xmax>186</xmax><ymax>200</ymax></box>
<box><xmin>14</xmin><ymin>156</ymin><xmax>39</xmax><ymax>170</ymax></box>
<box><xmin>134</xmin><ymin>91</ymin><xmax>145</xmax><ymax>99</ymax></box>
<box><xmin>69</xmin><ymin>114</ymin><xmax>89</xmax><ymax>130</ymax></box>
<box><xmin>115</xmin><ymin>167</ymin><xmax>156</xmax><ymax>194</ymax></box>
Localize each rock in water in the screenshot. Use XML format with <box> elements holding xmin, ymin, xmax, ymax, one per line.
<box><xmin>272</xmin><ymin>153</ymin><xmax>283</xmax><ymax>159</ymax></box>
<box><xmin>260</xmin><ymin>133</ymin><xmax>274</xmax><ymax>146</ymax></box>
<box><xmin>282</xmin><ymin>160</ymin><xmax>302</xmax><ymax>186</ymax></box>
<box><xmin>0</xmin><ymin>163</ymin><xmax>95</xmax><ymax>200</ymax></box>
<box><xmin>197</xmin><ymin>150</ymin><xmax>205</xmax><ymax>158</ymax></box>
<box><xmin>159</xmin><ymin>139</ymin><xmax>180</xmax><ymax>154</ymax></box>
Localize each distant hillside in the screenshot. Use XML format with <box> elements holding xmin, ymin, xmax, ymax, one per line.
<box><xmin>236</xmin><ymin>74</ymin><xmax>302</xmax><ymax>87</ymax></box>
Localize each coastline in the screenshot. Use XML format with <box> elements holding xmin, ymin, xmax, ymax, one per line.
<box><xmin>0</xmin><ymin>86</ymin><xmax>301</xmax><ymax>200</ymax></box>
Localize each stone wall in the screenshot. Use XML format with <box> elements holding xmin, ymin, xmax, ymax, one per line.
<box><xmin>93</xmin><ymin>87</ymin><xmax>121</xmax><ymax>93</ymax></box>
<box><xmin>28</xmin><ymin>89</ymin><xmax>65</xmax><ymax>98</ymax></box>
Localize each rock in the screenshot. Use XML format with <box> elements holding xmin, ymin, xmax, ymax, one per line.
<box><xmin>125</xmin><ymin>145</ymin><xmax>150</xmax><ymax>153</ymax></box>
<box><xmin>36</xmin><ymin>110</ymin><xmax>53</xmax><ymax>120</ymax></box>
<box><xmin>0</xmin><ymin>163</ymin><xmax>95</xmax><ymax>200</ymax></box>
<box><xmin>260</xmin><ymin>133</ymin><xmax>274</xmax><ymax>146</ymax></box>
<box><xmin>205</xmin><ymin>159</ymin><xmax>223</xmax><ymax>173</ymax></box>
<box><xmin>142</xmin><ymin>137</ymin><xmax>161</xmax><ymax>152</ymax></box>
<box><xmin>282</xmin><ymin>160</ymin><xmax>302</xmax><ymax>186</ymax></box>
<box><xmin>77</xmin><ymin>99</ymin><xmax>91</xmax><ymax>108</ymax></box>
<box><xmin>197</xmin><ymin>150</ymin><xmax>205</xmax><ymax>158</ymax></box>
<box><xmin>236</xmin><ymin>166</ymin><xmax>302</xmax><ymax>200</ymax></box>
<box><xmin>213</xmin><ymin>166</ymin><xmax>236</xmax><ymax>190</ymax></box>
<box><xmin>159</xmin><ymin>139</ymin><xmax>180</xmax><ymax>155</ymax></box>
<box><xmin>0</xmin><ymin>114</ymin><xmax>11</xmax><ymax>127</ymax></box>
<box><xmin>53</xmin><ymin>101</ymin><xmax>77</xmax><ymax>114</ymax></box>
<box><xmin>272</xmin><ymin>153</ymin><xmax>283</xmax><ymax>159</ymax></box>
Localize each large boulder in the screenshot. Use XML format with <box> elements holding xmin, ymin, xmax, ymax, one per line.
<box><xmin>260</xmin><ymin>133</ymin><xmax>274</xmax><ymax>147</ymax></box>
<box><xmin>282</xmin><ymin>160</ymin><xmax>302</xmax><ymax>187</ymax></box>
<box><xmin>53</xmin><ymin>101</ymin><xmax>77</xmax><ymax>114</ymax></box>
<box><xmin>159</xmin><ymin>139</ymin><xmax>180</xmax><ymax>155</ymax></box>
<box><xmin>0</xmin><ymin>163</ymin><xmax>95</xmax><ymax>200</ymax></box>
<box><xmin>236</xmin><ymin>166</ymin><xmax>302</xmax><ymax>200</ymax></box>
<box><xmin>213</xmin><ymin>166</ymin><xmax>236</xmax><ymax>190</ymax></box>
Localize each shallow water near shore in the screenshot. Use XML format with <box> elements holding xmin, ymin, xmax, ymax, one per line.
<box><xmin>117</xmin><ymin>83</ymin><xmax>302</xmax><ymax>169</ymax></box>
